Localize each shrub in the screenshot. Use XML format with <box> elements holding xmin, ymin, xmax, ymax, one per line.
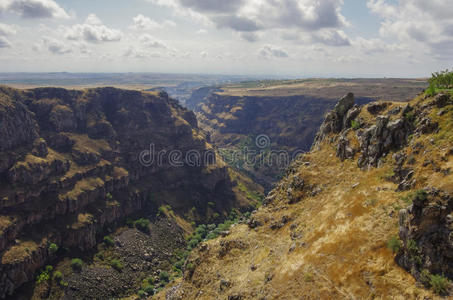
<box><xmin>304</xmin><ymin>273</ymin><xmax>313</xmax><ymax>282</ymax></box>
<box><xmin>125</xmin><ymin>217</ymin><xmax>134</xmax><ymax>228</ymax></box>
<box><xmin>110</xmin><ymin>259</ymin><xmax>123</xmax><ymax>271</ymax></box>
<box><xmin>157</xmin><ymin>206</ymin><xmax>165</xmax><ymax>216</ymax></box>
<box><xmin>36</xmin><ymin>265</ymin><xmax>53</xmax><ymax>284</ymax></box>
<box><xmin>429</xmin><ymin>274</ymin><xmax>450</xmax><ymax>295</ymax></box>
<box><xmin>70</xmin><ymin>258</ymin><xmax>83</xmax><ymax>271</ymax></box>
<box><xmin>53</xmin><ymin>271</ymin><xmax>63</xmax><ymax>282</ymax></box>
<box><xmin>106</xmin><ymin>192</ymin><xmax>113</xmax><ymax>200</ymax></box>
<box><xmin>134</xmin><ymin>218</ymin><xmax>150</xmax><ymax>233</ymax></box>
<box><xmin>103</xmin><ymin>236</ymin><xmax>115</xmax><ymax>247</ymax></box>
<box><xmin>206</xmin><ymin>232</ymin><xmax>219</xmax><ymax>240</ymax></box>
<box><xmin>213</xmin><ymin>212</ymin><xmax>220</xmax><ymax>219</ymax></box>
<box><xmin>207</xmin><ymin>201</ymin><xmax>215</xmax><ymax>207</ymax></box>
<box><xmin>147</xmin><ymin>276</ymin><xmax>155</xmax><ymax>285</ymax></box>
<box><xmin>351</xmin><ymin>119</ymin><xmax>360</xmax><ymax>130</ymax></box>
<box><xmin>137</xmin><ymin>290</ymin><xmax>146</xmax><ymax>298</ymax></box>
<box><xmin>48</xmin><ymin>243</ymin><xmax>59</xmax><ymax>254</ymax></box>
<box><xmin>159</xmin><ymin>271</ymin><xmax>170</xmax><ymax>282</ymax></box>
<box><xmin>188</xmin><ymin>238</ymin><xmax>200</xmax><ymax>249</ymax></box>
<box><xmin>387</xmin><ymin>236</ymin><xmax>401</xmax><ymax>253</ymax></box>
<box><xmin>144</xmin><ymin>284</ymin><xmax>154</xmax><ymax>295</ymax></box>
<box><xmin>407</xmin><ymin>239</ymin><xmax>419</xmax><ymax>254</ymax></box>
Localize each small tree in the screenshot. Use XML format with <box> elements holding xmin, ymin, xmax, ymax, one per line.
<box><xmin>71</xmin><ymin>258</ymin><xmax>83</xmax><ymax>271</ymax></box>
<box><xmin>48</xmin><ymin>243</ymin><xmax>59</xmax><ymax>254</ymax></box>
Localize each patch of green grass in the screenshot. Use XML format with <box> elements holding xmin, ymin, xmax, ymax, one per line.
<box><xmin>387</xmin><ymin>236</ymin><xmax>402</xmax><ymax>253</ymax></box>
<box><xmin>304</xmin><ymin>273</ymin><xmax>313</xmax><ymax>282</ymax></box>
<box><xmin>103</xmin><ymin>235</ymin><xmax>115</xmax><ymax>247</ymax></box>
<box><xmin>429</xmin><ymin>274</ymin><xmax>450</xmax><ymax>295</ymax></box>
<box><xmin>351</xmin><ymin>119</ymin><xmax>360</xmax><ymax>130</ymax></box>
<box><xmin>110</xmin><ymin>259</ymin><xmax>123</xmax><ymax>271</ymax></box>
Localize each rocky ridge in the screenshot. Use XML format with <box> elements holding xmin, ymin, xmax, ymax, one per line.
<box><xmin>0</xmin><ymin>86</ymin><xmax>262</xmax><ymax>298</ymax></box>
<box><xmin>157</xmin><ymin>92</ymin><xmax>453</xmax><ymax>299</ymax></box>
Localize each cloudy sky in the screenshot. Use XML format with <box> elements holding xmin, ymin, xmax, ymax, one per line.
<box><xmin>0</xmin><ymin>0</ymin><xmax>451</xmax><ymax>77</ymax></box>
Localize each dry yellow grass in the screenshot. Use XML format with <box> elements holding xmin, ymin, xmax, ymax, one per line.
<box><xmin>156</xmin><ymin>95</ymin><xmax>452</xmax><ymax>300</ymax></box>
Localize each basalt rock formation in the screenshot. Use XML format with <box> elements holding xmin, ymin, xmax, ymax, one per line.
<box><xmin>0</xmin><ymin>86</ymin><xmax>262</xmax><ymax>298</ymax></box>
<box><xmin>157</xmin><ymin>92</ymin><xmax>453</xmax><ymax>299</ymax></box>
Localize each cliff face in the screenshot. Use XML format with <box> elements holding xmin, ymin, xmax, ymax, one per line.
<box><xmin>157</xmin><ymin>92</ymin><xmax>453</xmax><ymax>299</ymax></box>
<box><xmin>0</xmin><ymin>87</ymin><xmax>262</xmax><ymax>298</ymax></box>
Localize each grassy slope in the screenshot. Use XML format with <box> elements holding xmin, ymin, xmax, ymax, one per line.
<box><xmin>155</xmin><ymin>94</ymin><xmax>452</xmax><ymax>299</ymax></box>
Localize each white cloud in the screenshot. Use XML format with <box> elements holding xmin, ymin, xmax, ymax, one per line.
<box><xmin>123</xmin><ymin>46</ymin><xmax>162</xmax><ymax>59</ymax></box>
<box><xmin>312</xmin><ymin>29</ymin><xmax>350</xmax><ymax>46</ymax></box>
<box><xmin>367</xmin><ymin>0</ymin><xmax>453</xmax><ymax>59</ymax></box>
<box><xmin>65</xmin><ymin>14</ymin><xmax>122</xmax><ymax>43</ymax></box>
<box><xmin>0</xmin><ymin>36</ymin><xmax>12</xmax><ymax>48</ymax></box>
<box><xmin>200</xmin><ymin>51</ymin><xmax>208</xmax><ymax>58</ymax></box>
<box><xmin>131</xmin><ymin>14</ymin><xmax>162</xmax><ymax>30</ymax></box>
<box><xmin>3</xmin><ymin>0</ymin><xmax>69</xmax><ymax>19</ymax></box>
<box><xmin>0</xmin><ymin>23</ymin><xmax>18</xmax><ymax>35</ymax></box>
<box><xmin>259</xmin><ymin>44</ymin><xmax>289</xmax><ymax>58</ymax></box>
<box><xmin>42</xmin><ymin>38</ymin><xmax>72</xmax><ymax>54</ymax></box>
<box><xmin>139</xmin><ymin>33</ymin><xmax>168</xmax><ymax>48</ymax></box>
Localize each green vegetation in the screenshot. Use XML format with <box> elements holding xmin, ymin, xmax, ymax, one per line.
<box><xmin>70</xmin><ymin>258</ymin><xmax>83</xmax><ymax>271</ymax></box>
<box><xmin>103</xmin><ymin>235</ymin><xmax>115</xmax><ymax>247</ymax></box>
<box><xmin>426</xmin><ymin>69</ymin><xmax>453</xmax><ymax>97</ymax></box>
<box><xmin>106</xmin><ymin>192</ymin><xmax>113</xmax><ymax>200</ymax></box>
<box><xmin>351</xmin><ymin>119</ymin><xmax>360</xmax><ymax>130</ymax></box>
<box><xmin>134</xmin><ymin>218</ymin><xmax>150</xmax><ymax>233</ymax></box>
<box><xmin>387</xmin><ymin>236</ymin><xmax>401</xmax><ymax>253</ymax></box>
<box><xmin>159</xmin><ymin>271</ymin><xmax>170</xmax><ymax>282</ymax></box>
<box><xmin>110</xmin><ymin>259</ymin><xmax>123</xmax><ymax>271</ymax></box>
<box><xmin>48</xmin><ymin>243</ymin><xmax>59</xmax><ymax>254</ymax></box>
<box><xmin>429</xmin><ymin>274</ymin><xmax>450</xmax><ymax>295</ymax></box>
<box><xmin>53</xmin><ymin>271</ymin><xmax>63</xmax><ymax>283</ymax></box>
<box><xmin>304</xmin><ymin>273</ymin><xmax>313</xmax><ymax>282</ymax></box>
<box><xmin>401</xmin><ymin>189</ymin><xmax>427</xmax><ymax>205</ymax></box>
<box><xmin>36</xmin><ymin>265</ymin><xmax>53</xmax><ymax>284</ymax></box>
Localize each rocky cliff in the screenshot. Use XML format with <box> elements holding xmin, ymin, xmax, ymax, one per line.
<box><xmin>0</xmin><ymin>86</ymin><xmax>262</xmax><ymax>298</ymax></box>
<box><xmin>157</xmin><ymin>92</ymin><xmax>453</xmax><ymax>299</ymax></box>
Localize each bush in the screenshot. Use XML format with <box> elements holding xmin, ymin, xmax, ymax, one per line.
<box><xmin>144</xmin><ymin>284</ymin><xmax>154</xmax><ymax>295</ymax></box>
<box><xmin>304</xmin><ymin>273</ymin><xmax>313</xmax><ymax>282</ymax></box>
<box><xmin>125</xmin><ymin>217</ymin><xmax>134</xmax><ymax>228</ymax></box>
<box><xmin>53</xmin><ymin>271</ymin><xmax>63</xmax><ymax>282</ymax></box>
<box><xmin>134</xmin><ymin>218</ymin><xmax>150</xmax><ymax>233</ymax></box>
<box><xmin>36</xmin><ymin>265</ymin><xmax>53</xmax><ymax>284</ymax></box>
<box><xmin>110</xmin><ymin>259</ymin><xmax>123</xmax><ymax>271</ymax></box>
<box><xmin>103</xmin><ymin>236</ymin><xmax>115</xmax><ymax>247</ymax></box>
<box><xmin>70</xmin><ymin>258</ymin><xmax>83</xmax><ymax>271</ymax></box>
<box><xmin>351</xmin><ymin>119</ymin><xmax>360</xmax><ymax>130</ymax></box>
<box><xmin>387</xmin><ymin>236</ymin><xmax>401</xmax><ymax>253</ymax></box>
<box><xmin>429</xmin><ymin>274</ymin><xmax>450</xmax><ymax>295</ymax></box>
<box><xmin>48</xmin><ymin>243</ymin><xmax>59</xmax><ymax>254</ymax></box>
<box><xmin>159</xmin><ymin>271</ymin><xmax>170</xmax><ymax>282</ymax></box>
<box><xmin>146</xmin><ymin>276</ymin><xmax>155</xmax><ymax>285</ymax></box>
<box><xmin>106</xmin><ymin>192</ymin><xmax>113</xmax><ymax>200</ymax></box>
<box><xmin>137</xmin><ymin>290</ymin><xmax>146</xmax><ymax>298</ymax></box>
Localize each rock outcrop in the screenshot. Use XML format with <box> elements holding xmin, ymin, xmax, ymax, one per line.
<box><xmin>398</xmin><ymin>189</ymin><xmax>453</xmax><ymax>284</ymax></box>
<box><xmin>0</xmin><ymin>86</ymin><xmax>261</xmax><ymax>298</ymax></box>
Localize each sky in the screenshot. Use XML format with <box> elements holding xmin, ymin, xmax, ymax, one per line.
<box><xmin>0</xmin><ymin>0</ymin><xmax>451</xmax><ymax>77</ymax></box>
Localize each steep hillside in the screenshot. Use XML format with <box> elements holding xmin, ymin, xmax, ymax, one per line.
<box><xmin>187</xmin><ymin>79</ymin><xmax>426</xmax><ymax>189</ymax></box>
<box><xmin>157</xmin><ymin>92</ymin><xmax>453</xmax><ymax>299</ymax></box>
<box><xmin>0</xmin><ymin>86</ymin><xmax>263</xmax><ymax>299</ymax></box>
